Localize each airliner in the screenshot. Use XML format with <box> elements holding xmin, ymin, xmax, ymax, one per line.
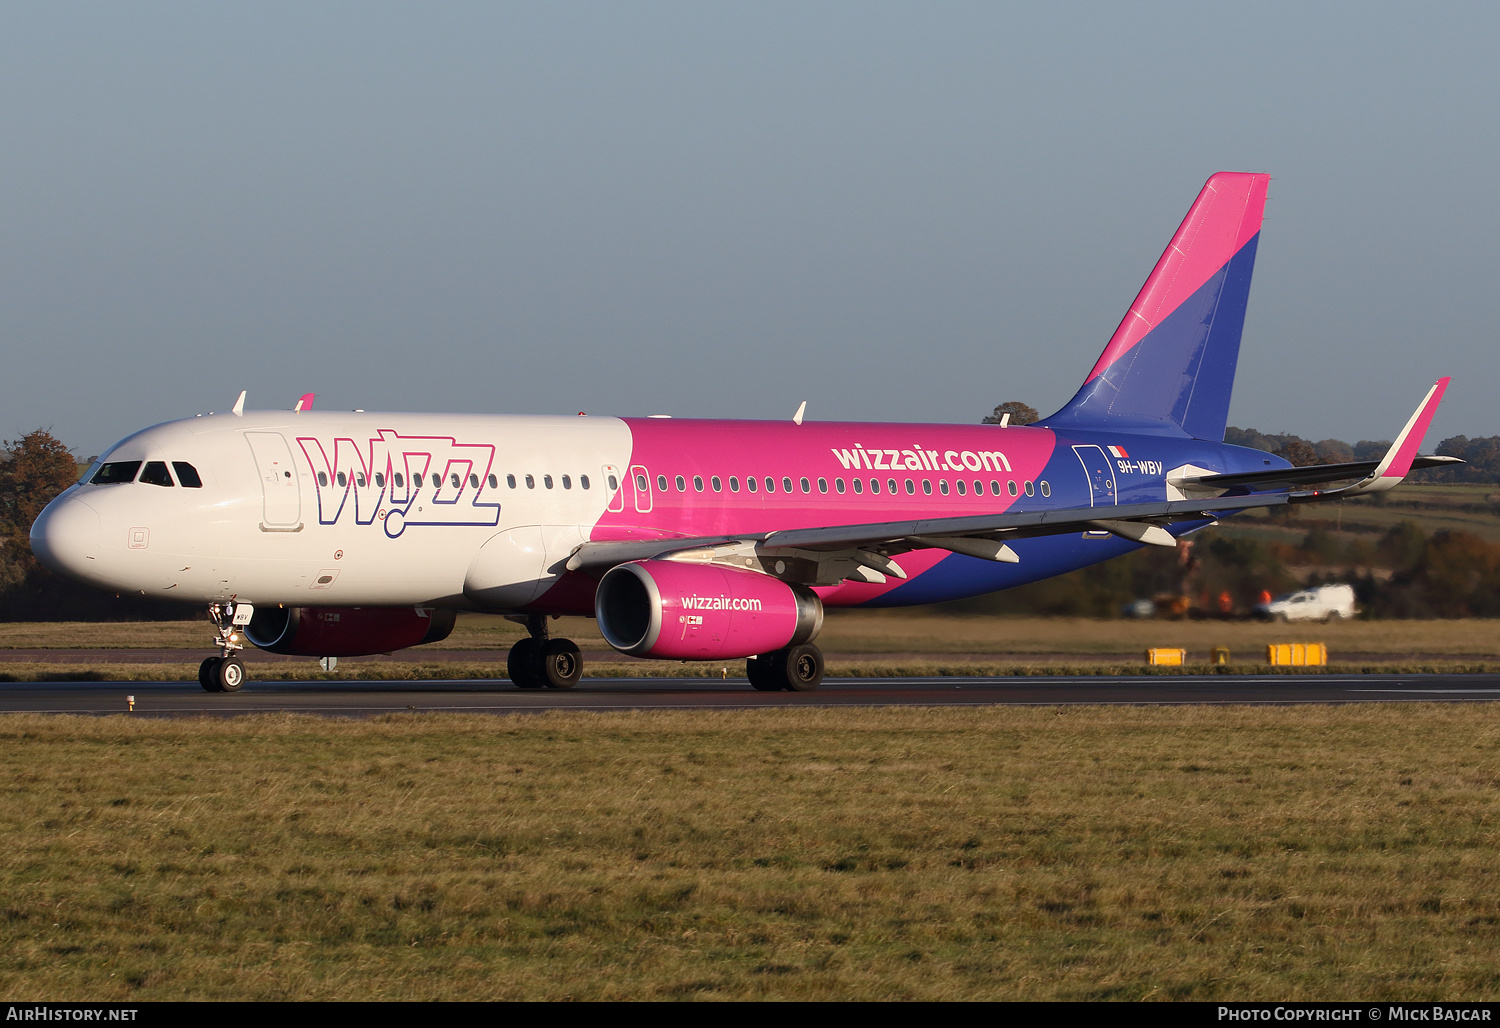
<box><xmin>30</xmin><ymin>173</ymin><xmax>1456</xmax><ymax>693</ymax></box>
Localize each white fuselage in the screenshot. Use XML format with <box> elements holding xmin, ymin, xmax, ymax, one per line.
<box><xmin>36</xmin><ymin>411</ymin><xmax>633</xmax><ymax>610</ymax></box>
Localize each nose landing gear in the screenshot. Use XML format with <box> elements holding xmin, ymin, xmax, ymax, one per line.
<box><xmin>199</xmin><ymin>602</ymin><xmax>249</xmax><ymax>693</ymax></box>
<box><xmin>506</xmin><ymin>614</ymin><xmax>583</xmax><ymax>690</ymax></box>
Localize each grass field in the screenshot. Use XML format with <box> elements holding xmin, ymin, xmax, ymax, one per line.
<box><xmin>3</xmin><ymin>706</ymin><xmax>1500</xmax><ymax>1000</ymax></box>
<box><xmin>1220</xmin><ymin>483</ymin><xmax>1500</xmax><ymax>546</ymax></box>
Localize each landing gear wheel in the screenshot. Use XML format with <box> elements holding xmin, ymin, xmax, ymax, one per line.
<box><xmin>507</xmin><ymin>638</ymin><xmax>544</xmax><ymax>689</ymax></box>
<box><xmin>746</xmin><ymin>654</ymin><xmax>782</xmax><ymax>692</ymax></box>
<box><xmin>782</xmin><ymin>643</ymin><xmax>824</xmax><ymax>692</ymax></box>
<box><xmin>199</xmin><ymin>656</ymin><xmax>224</xmax><ymax>693</ymax></box>
<box><xmin>216</xmin><ymin>656</ymin><xmax>246</xmax><ymax>693</ymax></box>
<box><xmin>539</xmin><ymin>639</ymin><xmax>582</xmax><ymax>690</ymax></box>
<box><xmin>747</xmin><ymin>643</ymin><xmax>825</xmax><ymax>692</ymax></box>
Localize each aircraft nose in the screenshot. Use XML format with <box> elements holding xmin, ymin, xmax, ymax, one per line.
<box><xmin>29</xmin><ymin>494</ymin><xmax>102</xmax><ymax>582</ymax></box>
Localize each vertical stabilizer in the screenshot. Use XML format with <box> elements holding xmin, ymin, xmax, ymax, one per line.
<box><xmin>1041</xmin><ymin>172</ymin><xmax>1270</xmax><ymax>439</ymax></box>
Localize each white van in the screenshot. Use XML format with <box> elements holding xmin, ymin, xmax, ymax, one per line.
<box><xmin>1255</xmin><ymin>584</ymin><xmax>1356</xmax><ymax>622</ymax></box>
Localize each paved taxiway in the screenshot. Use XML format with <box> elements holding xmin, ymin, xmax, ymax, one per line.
<box><xmin>3</xmin><ymin>674</ymin><xmax>1500</xmax><ymax>716</ymax></box>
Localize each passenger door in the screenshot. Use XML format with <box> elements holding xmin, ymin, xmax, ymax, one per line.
<box><xmin>245</xmin><ymin>432</ymin><xmax>302</xmax><ymax>529</ymax></box>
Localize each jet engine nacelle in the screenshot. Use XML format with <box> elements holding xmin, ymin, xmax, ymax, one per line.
<box><xmin>244</xmin><ymin>606</ymin><xmax>456</xmax><ymax>657</ymax></box>
<box><xmin>595</xmin><ymin>560</ymin><xmax>823</xmax><ymax>660</ymax></box>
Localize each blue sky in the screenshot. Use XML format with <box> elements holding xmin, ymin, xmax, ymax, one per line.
<box><xmin>2</xmin><ymin>2</ymin><xmax>1495</xmax><ymax>454</ymax></box>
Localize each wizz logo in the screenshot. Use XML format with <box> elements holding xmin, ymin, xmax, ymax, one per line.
<box><xmin>296</xmin><ymin>430</ymin><xmax>501</xmax><ymax>539</ymax></box>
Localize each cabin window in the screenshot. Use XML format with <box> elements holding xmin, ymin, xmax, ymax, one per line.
<box><xmin>1040</xmin><ymin>480</ymin><xmax>1051</xmax><ymax>497</ymax></box>
<box><xmin>139</xmin><ymin>461</ymin><xmax>174</xmax><ymax>487</ymax></box>
<box><xmin>607</xmin><ymin>474</ymin><xmax>618</xmax><ymax>490</ymax></box>
<box><xmin>818</xmin><ymin>478</ymin><xmax>828</xmax><ymax>494</ymax></box>
<box><xmin>922</xmin><ymin>479</ymin><xmax>932</xmax><ymax>495</ymax></box>
<box><xmin>990</xmin><ymin>480</ymin><xmax>1000</xmax><ymax>496</ymax></box>
<box><xmin>580</xmin><ymin>475</ymin><xmax>590</xmax><ymax>490</ymax></box>
<box><xmin>693</xmin><ymin>475</ymin><xmax>704</xmax><ymax>492</ymax></box>
<box><xmin>561</xmin><ymin>474</ymin><xmax>571</xmax><ymax>490</ymax></box>
<box><xmin>506</xmin><ymin>474</ymin><xmax>516</xmax><ymax>489</ymax></box>
<box><xmin>711</xmin><ymin>476</ymin><xmax>722</xmax><ymax>492</ymax></box>
<box><xmin>765</xmin><ymin>477</ymin><xmax>775</xmax><ymax>493</ymax></box>
<box><xmin>904</xmin><ymin>479</ymin><xmax>914</xmax><ymax>495</ymax></box>
<box><xmin>800</xmin><ymin>477</ymin><xmax>810</xmax><ymax>493</ymax></box>
<box><xmin>868</xmin><ymin>478</ymin><xmax>879</xmax><ymax>494</ymax></box>
<box><xmin>729</xmin><ymin>477</ymin><xmax>740</xmax><ymax>492</ymax></box>
<box><xmin>449</xmin><ymin>473</ymin><xmax>460</xmax><ymax>488</ymax></box>
<box><xmin>316</xmin><ymin>471</ymin><xmax>328</xmax><ymax>487</ymax></box>
<box><xmin>355</xmin><ymin>473</ymin><xmax>366</xmax><ymax>488</ymax></box>
<box><xmin>939</xmin><ymin>480</ymin><xmax>949</xmax><ymax>495</ymax></box>
<box><xmin>526</xmin><ymin>474</ymin><xmax>536</xmax><ymax>489</ymax></box>
<box><xmin>544</xmin><ymin>475</ymin><xmax>553</xmax><ymax>489</ymax></box>
<box><xmin>657</xmin><ymin>474</ymin><xmax>668</xmax><ymax>491</ymax></box>
<box><xmin>336</xmin><ymin>472</ymin><xmax>347</xmax><ymax>487</ymax></box>
<box><xmin>414</xmin><ymin>473</ymin><xmax>424</xmax><ymax>487</ymax></box>
<box><xmin>835</xmin><ymin>478</ymin><xmax>845</xmax><ymax>494</ymax></box>
<box><xmin>470</xmin><ymin>473</ymin><xmax>480</xmax><ymax>488</ymax></box>
<box><xmin>852</xmin><ymin>478</ymin><xmax>863</xmax><ymax>494</ymax></box>
<box><xmin>487</xmin><ymin>474</ymin><xmax>498</xmax><ymax>488</ymax></box>
<box><xmin>747</xmin><ymin>476</ymin><xmax>757</xmax><ymax>493</ymax></box>
<box><xmin>1008</xmin><ymin>480</ymin><xmax>1018</xmax><ymax>497</ymax></box>
<box><xmin>636</xmin><ymin>474</ymin><xmax>648</xmax><ymax>491</ymax></box>
<box><xmin>374</xmin><ymin>472</ymin><xmax>385</xmax><ymax>488</ymax></box>
<box><xmin>783</xmin><ymin>477</ymin><xmax>794</xmax><ymax>493</ymax></box>
<box><xmin>172</xmin><ymin>462</ymin><xmax>203</xmax><ymax>488</ymax></box>
<box><xmin>1025</xmin><ymin>481</ymin><xmax>1035</xmax><ymax>497</ymax></box>
<box><xmin>675</xmin><ymin>475</ymin><xmax>686</xmax><ymax>491</ymax></box>
<box><xmin>887</xmin><ymin>478</ymin><xmax>897</xmax><ymax>495</ymax></box>
<box><xmin>955</xmin><ymin>479</ymin><xmax>966</xmax><ymax>496</ymax></box>
<box><xmin>90</xmin><ymin>461</ymin><xmax>141</xmax><ymax>485</ymax></box>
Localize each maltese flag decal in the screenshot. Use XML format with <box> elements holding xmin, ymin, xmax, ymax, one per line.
<box><xmin>1107</xmin><ymin>445</ymin><xmax>1130</xmax><ymax>459</ymax></box>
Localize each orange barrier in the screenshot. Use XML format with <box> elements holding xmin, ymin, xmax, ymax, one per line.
<box><xmin>1266</xmin><ymin>643</ymin><xmax>1327</xmax><ymax>666</ymax></box>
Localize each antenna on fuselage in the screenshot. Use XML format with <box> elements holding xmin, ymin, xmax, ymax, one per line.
<box><xmin>231</xmin><ymin>391</ymin><xmax>246</xmax><ymax>417</ymax></box>
<box><xmin>792</xmin><ymin>400</ymin><xmax>807</xmax><ymax>426</ymax></box>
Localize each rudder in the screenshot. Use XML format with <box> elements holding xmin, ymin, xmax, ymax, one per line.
<box><xmin>1040</xmin><ymin>172</ymin><xmax>1270</xmax><ymax>440</ymax></box>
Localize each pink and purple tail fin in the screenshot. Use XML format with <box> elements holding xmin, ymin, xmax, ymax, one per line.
<box><xmin>1042</xmin><ymin>172</ymin><xmax>1271</xmax><ymax>440</ymax></box>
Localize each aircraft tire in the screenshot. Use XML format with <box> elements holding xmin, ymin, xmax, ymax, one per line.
<box><xmin>750</xmin><ymin>644</ymin><xmax>824</xmax><ymax>692</ymax></box>
<box><xmin>540</xmin><ymin>639</ymin><xmax>582</xmax><ymax>690</ymax></box>
<box><xmin>507</xmin><ymin>638</ymin><xmax>545</xmax><ymax>689</ymax></box>
<box><xmin>781</xmin><ymin>643</ymin><xmax>824</xmax><ymax>692</ymax></box>
<box><xmin>216</xmin><ymin>656</ymin><xmax>246</xmax><ymax>693</ymax></box>
<box><xmin>199</xmin><ymin>657</ymin><xmax>224</xmax><ymax>693</ymax></box>
<box><xmin>746</xmin><ymin>654</ymin><xmax>781</xmax><ymax>691</ymax></box>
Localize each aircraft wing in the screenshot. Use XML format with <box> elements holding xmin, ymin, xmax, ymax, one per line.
<box><xmin>566</xmin><ymin>379</ymin><xmax>1452</xmax><ymax>582</ymax></box>
<box><xmin>1183</xmin><ymin>453</ymin><xmax>1461</xmax><ymax>491</ymax></box>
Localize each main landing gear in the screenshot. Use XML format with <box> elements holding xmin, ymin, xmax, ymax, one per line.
<box><xmin>507</xmin><ymin>614</ymin><xmax>582</xmax><ymax>690</ymax></box>
<box><xmin>199</xmin><ymin>602</ymin><xmax>248</xmax><ymax>693</ymax></box>
<box><xmin>747</xmin><ymin>643</ymin><xmax>825</xmax><ymax>692</ymax></box>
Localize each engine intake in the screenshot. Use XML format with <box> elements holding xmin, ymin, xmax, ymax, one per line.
<box><xmin>245</xmin><ymin>606</ymin><xmax>456</xmax><ymax>657</ymax></box>
<box><xmin>596</xmin><ymin>560</ymin><xmax>822</xmax><ymax>660</ymax></box>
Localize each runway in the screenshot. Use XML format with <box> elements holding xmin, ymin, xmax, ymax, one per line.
<box><xmin>4</xmin><ymin>673</ymin><xmax>1500</xmax><ymax>716</ymax></box>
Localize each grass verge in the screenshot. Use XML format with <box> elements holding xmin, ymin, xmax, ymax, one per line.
<box><xmin>4</xmin><ymin>661</ymin><xmax>1500</xmax><ymax>683</ymax></box>
<box><xmin>2</xmin><ymin>705</ymin><xmax>1499</xmax><ymax>1000</ymax></box>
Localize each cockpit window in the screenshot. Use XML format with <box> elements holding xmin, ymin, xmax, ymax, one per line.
<box><xmin>172</xmin><ymin>462</ymin><xmax>203</xmax><ymax>488</ymax></box>
<box><xmin>139</xmin><ymin>461</ymin><xmax>174</xmax><ymax>487</ymax></box>
<box><xmin>91</xmin><ymin>461</ymin><xmax>141</xmax><ymax>484</ymax></box>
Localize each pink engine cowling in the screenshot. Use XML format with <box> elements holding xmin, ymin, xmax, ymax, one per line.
<box><xmin>244</xmin><ymin>606</ymin><xmax>456</xmax><ymax>657</ymax></box>
<box><xmin>595</xmin><ymin>560</ymin><xmax>823</xmax><ymax>660</ymax></box>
